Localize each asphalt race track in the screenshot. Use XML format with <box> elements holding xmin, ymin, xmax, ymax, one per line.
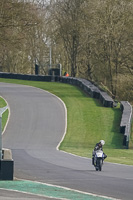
<box><xmin>0</xmin><ymin>82</ymin><xmax>133</xmax><ymax>200</ymax></box>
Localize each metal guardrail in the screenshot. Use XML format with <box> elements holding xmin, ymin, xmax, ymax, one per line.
<box><xmin>59</xmin><ymin>76</ymin><xmax>114</xmax><ymax>107</ymax></box>
<box><xmin>120</xmin><ymin>101</ymin><xmax>132</xmax><ymax>148</ymax></box>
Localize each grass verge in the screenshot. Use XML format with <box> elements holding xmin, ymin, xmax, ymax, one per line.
<box><xmin>0</xmin><ymin>96</ymin><xmax>9</xmax><ymax>131</ymax></box>
<box><xmin>0</xmin><ymin>78</ymin><xmax>133</xmax><ymax>165</ymax></box>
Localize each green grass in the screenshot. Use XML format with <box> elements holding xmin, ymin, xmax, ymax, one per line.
<box><xmin>129</xmin><ymin>122</ymin><xmax>133</xmax><ymax>148</ymax></box>
<box><xmin>0</xmin><ymin>97</ymin><xmax>9</xmax><ymax>131</ymax></box>
<box><xmin>0</xmin><ymin>78</ymin><xmax>133</xmax><ymax>165</ymax></box>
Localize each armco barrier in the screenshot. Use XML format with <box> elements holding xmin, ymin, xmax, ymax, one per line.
<box><xmin>0</xmin><ymin>72</ymin><xmax>52</xmax><ymax>82</ymax></box>
<box><xmin>120</xmin><ymin>101</ymin><xmax>132</xmax><ymax>148</ymax></box>
<box><xmin>0</xmin><ymin>72</ymin><xmax>132</xmax><ymax>147</ymax></box>
<box><xmin>59</xmin><ymin>76</ymin><xmax>114</xmax><ymax>107</ymax></box>
<box><xmin>99</xmin><ymin>91</ymin><xmax>114</xmax><ymax>107</ymax></box>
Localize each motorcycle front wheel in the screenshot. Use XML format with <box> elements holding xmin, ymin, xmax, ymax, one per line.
<box><xmin>99</xmin><ymin>159</ymin><xmax>103</xmax><ymax>171</ymax></box>
<box><xmin>95</xmin><ymin>159</ymin><xmax>102</xmax><ymax>171</ymax></box>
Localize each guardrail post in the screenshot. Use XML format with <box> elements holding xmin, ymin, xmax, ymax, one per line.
<box><xmin>0</xmin><ymin>106</ymin><xmax>8</xmax><ymax>160</ymax></box>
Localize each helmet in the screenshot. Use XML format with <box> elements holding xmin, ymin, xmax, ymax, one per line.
<box><xmin>100</xmin><ymin>140</ymin><xmax>105</xmax><ymax>145</ymax></box>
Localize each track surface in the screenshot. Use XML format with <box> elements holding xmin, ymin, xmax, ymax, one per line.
<box><xmin>0</xmin><ymin>82</ymin><xmax>133</xmax><ymax>200</ymax></box>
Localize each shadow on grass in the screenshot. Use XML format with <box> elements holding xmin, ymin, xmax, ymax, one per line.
<box><xmin>110</xmin><ymin>107</ymin><xmax>123</xmax><ymax>149</ymax></box>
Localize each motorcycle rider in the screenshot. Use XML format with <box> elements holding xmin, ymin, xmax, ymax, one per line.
<box><xmin>92</xmin><ymin>140</ymin><xmax>107</xmax><ymax>165</ymax></box>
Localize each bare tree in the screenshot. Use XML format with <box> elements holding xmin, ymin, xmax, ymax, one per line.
<box><xmin>46</xmin><ymin>0</ymin><xmax>85</xmax><ymax>76</ymax></box>
<box><xmin>0</xmin><ymin>0</ymin><xmax>46</xmax><ymax>73</ymax></box>
<box><xmin>87</xmin><ymin>0</ymin><xmax>133</xmax><ymax>99</ymax></box>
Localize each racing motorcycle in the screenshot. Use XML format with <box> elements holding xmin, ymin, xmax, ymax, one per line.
<box><xmin>94</xmin><ymin>150</ymin><xmax>104</xmax><ymax>171</ymax></box>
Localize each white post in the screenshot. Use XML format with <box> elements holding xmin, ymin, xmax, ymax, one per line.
<box><xmin>50</xmin><ymin>45</ymin><xmax>52</xmax><ymax>68</ymax></box>
<box><xmin>0</xmin><ymin>114</ymin><xmax>2</xmax><ymax>160</ymax></box>
<box><xmin>59</xmin><ymin>63</ymin><xmax>62</xmax><ymax>76</ymax></box>
<box><xmin>0</xmin><ymin>106</ymin><xmax>8</xmax><ymax>160</ymax></box>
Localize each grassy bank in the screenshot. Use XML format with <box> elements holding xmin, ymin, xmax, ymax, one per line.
<box><xmin>0</xmin><ymin>97</ymin><xmax>9</xmax><ymax>131</ymax></box>
<box><xmin>0</xmin><ymin>78</ymin><xmax>133</xmax><ymax>165</ymax></box>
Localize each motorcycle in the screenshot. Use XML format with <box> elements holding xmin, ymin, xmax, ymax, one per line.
<box><xmin>94</xmin><ymin>150</ymin><xmax>104</xmax><ymax>171</ymax></box>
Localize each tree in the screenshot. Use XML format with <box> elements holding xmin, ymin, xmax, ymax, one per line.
<box><xmin>0</xmin><ymin>0</ymin><xmax>45</xmax><ymax>74</ymax></box>
<box><xmin>0</xmin><ymin>0</ymin><xmax>132</xmax><ymax>103</ymax></box>
<box><xmin>46</xmin><ymin>0</ymin><xmax>85</xmax><ymax>76</ymax></box>
<box><xmin>87</xmin><ymin>0</ymin><xmax>133</xmax><ymax>99</ymax></box>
